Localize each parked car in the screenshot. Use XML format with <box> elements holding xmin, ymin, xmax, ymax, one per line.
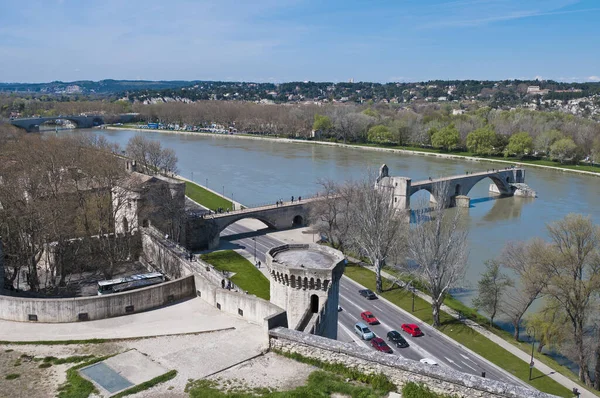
<box><xmin>401</xmin><ymin>323</ymin><xmax>424</xmax><ymax>337</ymax></box>
<box><xmin>360</xmin><ymin>311</ymin><xmax>379</xmax><ymax>325</ymax></box>
<box><xmin>371</xmin><ymin>337</ymin><xmax>393</xmax><ymax>353</ymax></box>
<box><xmin>337</xmin><ymin>305</ymin><xmax>342</xmax><ymax>312</ymax></box>
<box><xmin>386</xmin><ymin>330</ymin><xmax>409</xmax><ymax>348</ymax></box>
<box><xmin>354</xmin><ymin>322</ymin><xmax>375</xmax><ymax>340</ymax></box>
<box><xmin>359</xmin><ymin>289</ymin><xmax>377</xmax><ymax>300</ymax></box>
<box><xmin>420</xmin><ymin>358</ymin><xmax>438</xmax><ymax>366</ymax></box>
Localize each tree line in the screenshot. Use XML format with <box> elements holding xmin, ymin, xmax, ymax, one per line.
<box><xmin>0</xmin><ymin>124</ymin><xmax>178</xmax><ymax>295</ymax></box>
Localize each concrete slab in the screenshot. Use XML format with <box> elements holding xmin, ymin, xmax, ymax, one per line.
<box><xmin>0</xmin><ymin>297</ymin><xmax>246</xmax><ymax>342</ymax></box>
<box><xmin>80</xmin><ymin>362</ymin><xmax>133</xmax><ymax>394</ymax></box>
<box><xmin>103</xmin><ymin>349</ymin><xmax>168</xmax><ymax>386</ymax></box>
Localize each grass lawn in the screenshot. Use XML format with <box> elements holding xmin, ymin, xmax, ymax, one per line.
<box><xmin>201</xmin><ymin>250</ymin><xmax>270</xmax><ymax>300</ymax></box>
<box><xmin>343</xmin><ymin>265</ymin><xmax>574</xmax><ymax>398</ymax></box>
<box><xmin>184</xmin><ymin>181</ymin><xmax>233</xmax><ymax>211</ymax></box>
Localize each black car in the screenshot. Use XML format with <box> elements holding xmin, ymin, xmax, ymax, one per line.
<box><xmin>387</xmin><ymin>330</ymin><xmax>409</xmax><ymax>348</ymax></box>
<box><xmin>359</xmin><ymin>289</ymin><xmax>377</xmax><ymax>300</ymax></box>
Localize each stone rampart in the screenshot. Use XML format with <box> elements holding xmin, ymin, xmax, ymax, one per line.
<box><xmin>141</xmin><ymin>227</ymin><xmax>288</xmax><ymax>331</ymax></box>
<box><xmin>269</xmin><ymin>327</ymin><xmax>559</xmax><ymax>398</ymax></box>
<box><xmin>0</xmin><ymin>275</ymin><xmax>195</xmax><ymax>323</ymax></box>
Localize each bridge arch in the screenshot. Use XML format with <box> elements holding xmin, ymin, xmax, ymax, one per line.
<box><xmin>461</xmin><ymin>174</ymin><xmax>512</xmax><ymax>197</ymax></box>
<box><xmin>409</xmin><ymin>187</ymin><xmax>440</xmax><ymax>208</ymax></box>
<box><xmin>217</xmin><ymin>214</ymin><xmax>278</xmax><ymax>236</ymax></box>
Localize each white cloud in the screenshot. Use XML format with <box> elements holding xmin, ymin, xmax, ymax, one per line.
<box><xmin>588</xmin><ymin>76</ymin><xmax>600</xmax><ymax>81</ymax></box>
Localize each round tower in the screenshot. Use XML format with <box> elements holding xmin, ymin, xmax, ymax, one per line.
<box><xmin>266</xmin><ymin>244</ymin><xmax>346</xmax><ymax>339</ymax></box>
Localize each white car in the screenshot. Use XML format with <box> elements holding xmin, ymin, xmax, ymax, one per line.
<box><xmin>420</xmin><ymin>358</ymin><xmax>438</xmax><ymax>366</ymax></box>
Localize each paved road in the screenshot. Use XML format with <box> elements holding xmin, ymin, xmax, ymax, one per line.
<box><xmin>219</xmin><ymin>223</ymin><xmax>527</xmax><ymax>388</ymax></box>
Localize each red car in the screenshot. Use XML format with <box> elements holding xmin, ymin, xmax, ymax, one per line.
<box><xmin>371</xmin><ymin>337</ymin><xmax>393</xmax><ymax>353</ymax></box>
<box><xmin>401</xmin><ymin>323</ymin><xmax>423</xmax><ymax>337</ymax></box>
<box><xmin>361</xmin><ymin>311</ymin><xmax>379</xmax><ymax>325</ymax></box>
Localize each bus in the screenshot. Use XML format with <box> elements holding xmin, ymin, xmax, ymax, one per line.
<box><xmin>97</xmin><ymin>272</ymin><xmax>165</xmax><ymax>295</ymax></box>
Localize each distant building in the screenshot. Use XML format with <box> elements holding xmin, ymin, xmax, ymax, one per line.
<box><xmin>527</xmin><ymin>86</ymin><xmax>549</xmax><ymax>95</ymax></box>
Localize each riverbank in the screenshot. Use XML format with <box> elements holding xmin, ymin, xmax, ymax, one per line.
<box><xmin>175</xmin><ymin>174</ymin><xmax>244</xmax><ymax>211</ymax></box>
<box><xmin>103</xmin><ymin>126</ymin><xmax>600</xmax><ymax>178</ymax></box>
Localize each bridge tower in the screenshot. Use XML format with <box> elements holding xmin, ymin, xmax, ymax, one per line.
<box><xmin>266</xmin><ymin>244</ymin><xmax>346</xmax><ymax>339</ymax></box>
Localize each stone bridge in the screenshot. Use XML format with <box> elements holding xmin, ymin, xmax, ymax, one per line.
<box><xmin>375</xmin><ymin>164</ymin><xmax>526</xmax><ymax>210</ymax></box>
<box><xmin>185</xmin><ymin>199</ymin><xmax>314</xmax><ymax>250</ymax></box>
<box><xmin>10</xmin><ymin>114</ymin><xmax>137</xmax><ymax>132</ymax></box>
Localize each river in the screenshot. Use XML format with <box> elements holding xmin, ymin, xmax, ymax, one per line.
<box><xmin>79</xmin><ymin>128</ymin><xmax>600</xmax><ymax>307</ymax></box>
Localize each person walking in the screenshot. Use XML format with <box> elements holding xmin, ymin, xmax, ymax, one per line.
<box><xmin>291</xmin><ymin>196</ymin><xmax>294</xmax><ymax>203</ymax></box>
<box><xmin>298</xmin><ymin>196</ymin><xmax>301</xmax><ymax>201</ymax></box>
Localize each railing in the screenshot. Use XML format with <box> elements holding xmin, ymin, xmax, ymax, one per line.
<box><xmin>208</xmin><ymin>194</ymin><xmax>322</xmax><ymax>217</ymax></box>
<box><xmin>412</xmin><ymin>166</ymin><xmax>523</xmax><ymax>185</ymax></box>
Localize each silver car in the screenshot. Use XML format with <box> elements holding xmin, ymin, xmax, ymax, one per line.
<box><xmin>354</xmin><ymin>322</ymin><xmax>375</xmax><ymax>340</ymax></box>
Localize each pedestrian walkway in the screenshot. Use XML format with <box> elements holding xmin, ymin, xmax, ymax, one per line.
<box><xmin>357</xmin><ymin>262</ymin><xmax>594</xmax><ymax>398</ymax></box>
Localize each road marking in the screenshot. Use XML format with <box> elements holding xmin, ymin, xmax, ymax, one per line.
<box><xmin>461</xmin><ymin>361</ymin><xmax>478</xmax><ymax>372</ymax></box>
<box><xmin>460</xmin><ymin>354</ymin><xmax>479</xmax><ymax>365</ymax></box>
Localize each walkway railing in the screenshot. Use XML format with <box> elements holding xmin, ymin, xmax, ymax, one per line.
<box><xmin>412</xmin><ymin>166</ymin><xmax>523</xmax><ymax>185</ymax></box>
<box><xmin>208</xmin><ymin>193</ymin><xmax>322</xmax><ymax>218</ymax></box>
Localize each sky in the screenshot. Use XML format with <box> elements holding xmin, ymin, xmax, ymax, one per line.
<box><xmin>0</xmin><ymin>0</ymin><xmax>599</xmax><ymax>83</ymax></box>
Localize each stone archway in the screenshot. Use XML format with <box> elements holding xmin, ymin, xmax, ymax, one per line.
<box><xmin>292</xmin><ymin>215</ymin><xmax>304</xmax><ymax>227</ymax></box>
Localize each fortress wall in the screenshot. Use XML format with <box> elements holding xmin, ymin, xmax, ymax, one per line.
<box><xmin>0</xmin><ymin>275</ymin><xmax>195</xmax><ymax>323</ymax></box>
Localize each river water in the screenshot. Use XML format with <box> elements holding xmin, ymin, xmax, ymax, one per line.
<box><xmin>82</xmin><ymin>128</ymin><xmax>600</xmax><ymax>306</ymax></box>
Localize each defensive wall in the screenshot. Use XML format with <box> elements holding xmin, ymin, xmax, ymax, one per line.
<box><xmin>269</xmin><ymin>327</ymin><xmax>560</xmax><ymax>398</ymax></box>
<box><xmin>140</xmin><ymin>226</ymin><xmax>288</xmax><ymax>331</ymax></box>
<box><xmin>0</xmin><ymin>275</ymin><xmax>195</xmax><ymax>323</ymax></box>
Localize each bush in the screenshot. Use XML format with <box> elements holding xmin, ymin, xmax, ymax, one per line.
<box><xmin>5</xmin><ymin>373</ymin><xmax>20</xmax><ymax>380</ymax></box>
<box><xmin>402</xmin><ymin>382</ymin><xmax>457</xmax><ymax>398</ymax></box>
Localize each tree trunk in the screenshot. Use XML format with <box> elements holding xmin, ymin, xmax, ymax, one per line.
<box><xmin>375</xmin><ymin>260</ymin><xmax>383</xmax><ymax>293</ymax></box>
<box><xmin>575</xmin><ymin>328</ymin><xmax>593</xmax><ymax>386</ymax></box>
<box><xmin>537</xmin><ymin>342</ymin><xmax>545</xmax><ymax>353</ymax></box>
<box><xmin>513</xmin><ymin>320</ymin><xmax>521</xmax><ymax>341</ymax></box>
<box><xmin>432</xmin><ymin>302</ymin><xmax>441</xmax><ymax>327</ymax></box>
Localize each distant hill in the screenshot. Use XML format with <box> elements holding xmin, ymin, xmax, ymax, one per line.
<box><xmin>0</xmin><ymin>79</ymin><xmax>202</xmax><ymax>95</ymax></box>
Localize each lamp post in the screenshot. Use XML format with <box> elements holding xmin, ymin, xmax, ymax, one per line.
<box><xmin>526</xmin><ymin>326</ymin><xmax>536</xmax><ymax>380</ymax></box>
<box><xmin>191</xmin><ymin>171</ymin><xmax>194</xmax><ymax>182</ymax></box>
<box><xmin>222</xmin><ymin>185</ymin><xmax>225</xmax><ymax>198</ymax></box>
<box><xmin>252</xmin><ymin>238</ymin><xmax>257</xmax><ymax>263</ymax></box>
<box><xmin>406</xmin><ymin>280</ymin><xmax>415</xmax><ymax>312</ymax></box>
<box><xmin>205</xmin><ymin>178</ymin><xmax>208</xmax><ymax>188</ymax></box>
<box><xmin>232</xmin><ymin>193</ymin><xmax>235</xmax><ymax>211</ymax></box>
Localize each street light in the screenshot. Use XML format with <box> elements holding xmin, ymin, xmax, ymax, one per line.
<box><xmin>252</xmin><ymin>238</ymin><xmax>257</xmax><ymax>263</ymax></box>
<box><xmin>222</xmin><ymin>185</ymin><xmax>225</xmax><ymax>198</ymax></box>
<box><xmin>406</xmin><ymin>280</ymin><xmax>415</xmax><ymax>312</ymax></box>
<box><xmin>191</xmin><ymin>171</ymin><xmax>194</xmax><ymax>182</ymax></box>
<box><xmin>205</xmin><ymin>178</ymin><xmax>208</xmax><ymax>187</ymax></box>
<box><xmin>526</xmin><ymin>325</ymin><xmax>536</xmax><ymax>380</ymax></box>
<box><xmin>232</xmin><ymin>193</ymin><xmax>235</xmax><ymax>211</ymax></box>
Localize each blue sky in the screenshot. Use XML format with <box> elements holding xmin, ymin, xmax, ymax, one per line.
<box><xmin>0</xmin><ymin>0</ymin><xmax>599</xmax><ymax>83</ymax></box>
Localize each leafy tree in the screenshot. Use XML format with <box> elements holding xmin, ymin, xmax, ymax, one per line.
<box><xmin>367</xmin><ymin>124</ymin><xmax>394</xmax><ymax>144</ymax></box>
<box><xmin>362</xmin><ymin>107</ymin><xmax>379</xmax><ymax>118</ymax></box>
<box><xmin>466</xmin><ymin>126</ymin><xmax>497</xmax><ymax>155</ymax></box>
<box><xmin>550</xmin><ymin>137</ymin><xmax>578</xmax><ymax>163</ymax></box>
<box><xmin>504</xmin><ymin>131</ymin><xmax>533</xmax><ymax>158</ymax></box>
<box><xmin>534</xmin><ymin>129</ymin><xmax>563</xmax><ymax>155</ymax></box>
<box><xmin>431</xmin><ymin>124</ymin><xmax>460</xmax><ymax>151</ymax></box>
<box><xmin>312</xmin><ymin>114</ymin><xmax>333</xmax><ymax>133</ymax></box>
<box><xmin>472</xmin><ymin>260</ymin><xmax>513</xmax><ymax>327</ymax></box>
<box><xmin>539</xmin><ymin>214</ymin><xmax>600</xmax><ymax>386</ymax></box>
<box><xmin>524</xmin><ymin>299</ymin><xmax>568</xmax><ymax>353</ymax></box>
<box><xmin>592</xmin><ymin>137</ymin><xmax>600</xmax><ymax>164</ymax></box>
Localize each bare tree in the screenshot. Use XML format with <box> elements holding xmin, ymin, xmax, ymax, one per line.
<box><xmin>349</xmin><ymin>176</ymin><xmax>404</xmax><ymax>293</ymax></box>
<box><xmin>472</xmin><ymin>260</ymin><xmax>513</xmax><ymax>327</ymax></box>
<box><xmin>499</xmin><ymin>239</ymin><xmax>550</xmax><ymax>341</ymax></box>
<box><xmin>406</xmin><ymin>182</ymin><xmax>469</xmax><ymax>327</ymax></box>
<box><xmin>309</xmin><ymin>179</ymin><xmax>353</xmax><ymax>252</ymax></box>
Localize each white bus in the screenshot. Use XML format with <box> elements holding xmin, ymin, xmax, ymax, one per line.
<box><xmin>97</xmin><ymin>272</ymin><xmax>165</xmax><ymax>295</ymax></box>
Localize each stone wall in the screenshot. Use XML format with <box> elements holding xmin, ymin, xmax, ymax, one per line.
<box><xmin>0</xmin><ymin>275</ymin><xmax>195</xmax><ymax>323</ymax></box>
<box><xmin>141</xmin><ymin>227</ymin><xmax>288</xmax><ymax>331</ymax></box>
<box><xmin>269</xmin><ymin>328</ymin><xmax>560</xmax><ymax>398</ymax></box>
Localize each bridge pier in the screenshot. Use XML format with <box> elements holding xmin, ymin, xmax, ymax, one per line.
<box><xmin>454</xmin><ymin>195</ymin><xmax>471</xmax><ymax>208</ymax></box>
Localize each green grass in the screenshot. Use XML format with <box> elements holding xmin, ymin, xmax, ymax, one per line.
<box><xmin>343</xmin><ymin>264</ymin><xmax>574</xmax><ymax>398</ymax></box>
<box><xmin>5</xmin><ymin>373</ymin><xmax>20</xmax><ymax>380</ymax></box>
<box><xmin>201</xmin><ymin>250</ymin><xmax>270</xmax><ymax>300</ymax></box>
<box><xmin>186</xmin><ymin>370</ymin><xmax>391</xmax><ymax>398</ymax></box>
<box><xmin>57</xmin><ymin>355</ymin><xmax>115</xmax><ymax>398</ymax></box>
<box><xmin>112</xmin><ymin>370</ymin><xmax>177</xmax><ymax>398</ymax></box>
<box><xmin>402</xmin><ymin>382</ymin><xmax>458</xmax><ymax>398</ymax></box>
<box><xmin>0</xmin><ymin>338</ymin><xmax>110</xmax><ymax>346</ymax></box>
<box><xmin>184</xmin><ymin>181</ymin><xmax>233</xmax><ymax>211</ymax></box>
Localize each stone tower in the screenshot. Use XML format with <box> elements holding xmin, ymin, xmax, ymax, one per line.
<box><xmin>266</xmin><ymin>244</ymin><xmax>346</xmax><ymax>339</ymax></box>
